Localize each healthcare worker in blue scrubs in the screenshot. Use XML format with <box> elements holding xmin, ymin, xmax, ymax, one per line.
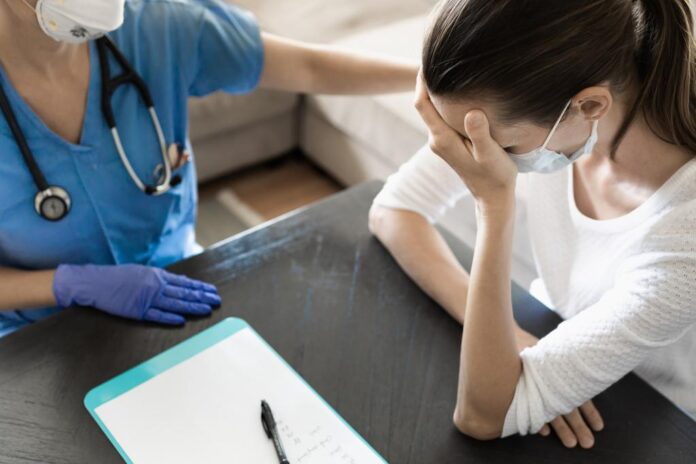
<box><xmin>0</xmin><ymin>0</ymin><xmax>418</xmax><ymax>337</ymax></box>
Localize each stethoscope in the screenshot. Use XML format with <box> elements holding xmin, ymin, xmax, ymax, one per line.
<box><xmin>0</xmin><ymin>36</ymin><xmax>181</xmax><ymax>222</ymax></box>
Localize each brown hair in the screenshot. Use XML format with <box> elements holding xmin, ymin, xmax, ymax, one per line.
<box><xmin>423</xmin><ymin>0</ymin><xmax>696</xmax><ymax>156</ymax></box>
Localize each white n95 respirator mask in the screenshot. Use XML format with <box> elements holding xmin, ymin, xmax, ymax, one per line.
<box><xmin>21</xmin><ymin>0</ymin><xmax>125</xmax><ymax>44</ymax></box>
<box><xmin>508</xmin><ymin>100</ymin><xmax>599</xmax><ymax>174</ymax></box>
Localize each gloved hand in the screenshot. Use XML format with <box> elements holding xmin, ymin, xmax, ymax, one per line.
<box><xmin>52</xmin><ymin>264</ymin><xmax>221</xmax><ymax>326</ymax></box>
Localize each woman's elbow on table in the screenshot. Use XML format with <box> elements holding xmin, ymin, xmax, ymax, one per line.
<box><xmin>452</xmin><ymin>404</ymin><xmax>503</xmax><ymax>441</ymax></box>
<box><xmin>368</xmin><ymin>204</ymin><xmax>424</xmax><ymax>242</ymax></box>
<box><xmin>368</xmin><ymin>204</ymin><xmax>388</xmax><ymax>238</ymax></box>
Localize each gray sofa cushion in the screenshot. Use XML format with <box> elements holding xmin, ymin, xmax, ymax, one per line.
<box><xmin>189</xmin><ymin>90</ymin><xmax>298</xmax><ymax>141</ymax></box>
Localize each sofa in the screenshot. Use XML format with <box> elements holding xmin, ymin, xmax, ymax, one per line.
<box><xmin>188</xmin><ymin>0</ymin><xmax>538</xmax><ymax>289</ymax></box>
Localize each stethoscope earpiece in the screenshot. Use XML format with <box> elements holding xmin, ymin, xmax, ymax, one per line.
<box><xmin>170</xmin><ymin>175</ymin><xmax>182</xmax><ymax>188</ymax></box>
<box><xmin>144</xmin><ymin>175</ymin><xmax>181</xmax><ymax>196</ymax></box>
<box><xmin>152</xmin><ymin>163</ymin><xmax>183</xmax><ymax>192</ymax></box>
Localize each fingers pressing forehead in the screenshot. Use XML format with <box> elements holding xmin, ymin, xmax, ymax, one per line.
<box><xmin>415</xmin><ymin>74</ymin><xmax>465</xmax><ymax>144</ymax></box>
<box><xmin>428</xmin><ymin>92</ymin><xmax>525</xmax><ymax>150</ymax></box>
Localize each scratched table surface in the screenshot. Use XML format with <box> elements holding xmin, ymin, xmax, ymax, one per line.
<box><xmin>1</xmin><ymin>181</ymin><xmax>695</xmax><ymax>464</ymax></box>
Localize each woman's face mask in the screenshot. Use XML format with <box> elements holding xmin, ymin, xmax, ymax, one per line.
<box><xmin>20</xmin><ymin>0</ymin><xmax>125</xmax><ymax>44</ymax></box>
<box><xmin>508</xmin><ymin>100</ymin><xmax>599</xmax><ymax>174</ymax></box>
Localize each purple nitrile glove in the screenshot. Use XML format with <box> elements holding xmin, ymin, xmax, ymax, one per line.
<box><xmin>52</xmin><ymin>264</ymin><xmax>222</xmax><ymax>326</ymax></box>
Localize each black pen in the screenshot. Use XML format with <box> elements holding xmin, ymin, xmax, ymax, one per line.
<box><xmin>261</xmin><ymin>400</ymin><xmax>290</xmax><ymax>464</ymax></box>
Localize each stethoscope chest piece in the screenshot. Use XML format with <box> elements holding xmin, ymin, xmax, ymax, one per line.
<box><xmin>34</xmin><ymin>187</ymin><xmax>71</xmax><ymax>221</ymax></box>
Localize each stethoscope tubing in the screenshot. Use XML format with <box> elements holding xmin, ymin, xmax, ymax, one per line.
<box><xmin>96</xmin><ymin>36</ymin><xmax>174</xmax><ymax>196</ymax></box>
<box><xmin>110</xmin><ymin>106</ymin><xmax>171</xmax><ymax>195</ymax></box>
<box><xmin>0</xmin><ymin>75</ymin><xmax>51</xmax><ymax>192</ymax></box>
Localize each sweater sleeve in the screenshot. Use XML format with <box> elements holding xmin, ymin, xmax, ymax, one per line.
<box><xmin>372</xmin><ymin>145</ymin><xmax>471</xmax><ymax>223</ymax></box>
<box><xmin>503</xmin><ymin>229</ymin><xmax>696</xmax><ymax>436</ymax></box>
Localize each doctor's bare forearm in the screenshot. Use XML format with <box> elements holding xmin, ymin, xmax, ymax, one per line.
<box><xmin>0</xmin><ymin>267</ymin><xmax>57</xmax><ymax>311</ymax></box>
<box><xmin>259</xmin><ymin>33</ymin><xmax>418</xmax><ymax>95</ymax></box>
<box><xmin>368</xmin><ymin>205</ymin><xmax>470</xmax><ymax>323</ymax></box>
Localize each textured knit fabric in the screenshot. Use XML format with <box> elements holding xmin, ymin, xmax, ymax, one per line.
<box><xmin>373</xmin><ymin>145</ymin><xmax>696</xmax><ymax>436</ymax></box>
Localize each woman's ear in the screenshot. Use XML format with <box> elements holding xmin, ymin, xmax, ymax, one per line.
<box><xmin>573</xmin><ymin>86</ymin><xmax>612</xmax><ymax>122</ymax></box>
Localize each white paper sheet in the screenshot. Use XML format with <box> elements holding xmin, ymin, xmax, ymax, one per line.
<box><xmin>95</xmin><ymin>328</ymin><xmax>384</xmax><ymax>464</ymax></box>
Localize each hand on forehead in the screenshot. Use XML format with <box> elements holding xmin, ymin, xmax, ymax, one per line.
<box><xmin>428</xmin><ymin>93</ymin><xmax>525</xmax><ymax>150</ymax></box>
<box><xmin>415</xmin><ymin>72</ymin><xmax>559</xmax><ymax>155</ymax></box>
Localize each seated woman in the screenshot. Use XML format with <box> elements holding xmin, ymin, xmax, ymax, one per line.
<box><xmin>370</xmin><ymin>0</ymin><xmax>696</xmax><ymax>449</ymax></box>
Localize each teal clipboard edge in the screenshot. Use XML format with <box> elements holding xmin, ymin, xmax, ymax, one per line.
<box><xmin>84</xmin><ymin>317</ymin><xmax>387</xmax><ymax>464</ymax></box>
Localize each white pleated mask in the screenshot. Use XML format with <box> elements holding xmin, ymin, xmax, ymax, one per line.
<box><xmin>509</xmin><ymin>100</ymin><xmax>599</xmax><ymax>174</ymax></box>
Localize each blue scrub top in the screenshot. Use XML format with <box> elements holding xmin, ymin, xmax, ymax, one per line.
<box><xmin>0</xmin><ymin>0</ymin><xmax>264</xmax><ymax>336</ymax></box>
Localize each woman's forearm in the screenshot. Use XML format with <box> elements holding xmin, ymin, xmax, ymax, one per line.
<box><xmin>369</xmin><ymin>205</ymin><xmax>470</xmax><ymax>323</ymax></box>
<box><xmin>368</xmin><ymin>206</ymin><xmax>539</xmax><ymax>339</ymax></box>
<box><xmin>455</xmin><ymin>200</ymin><xmax>521</xmax><ymax>438</ymax></box>
<box><xmin>0</xmin><ymin>267</ymin><xmax>57</xmax><ymax>311</ymax></box>
<box><xmin>260</xmin><ymin>33</ymin><xmax>418</xmax><ymax>95</ymax></box>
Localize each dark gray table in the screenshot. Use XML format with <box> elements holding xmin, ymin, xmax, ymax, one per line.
<box><xmin>1</xmin><ymin>181</ymin><xmax>695</xmax><ymax>464</ymax></box>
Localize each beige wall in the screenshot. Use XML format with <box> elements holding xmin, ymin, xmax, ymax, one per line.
<box><xmin>231</xmin><ymin>0</ymin><xmax>437</xmax><ymax>43</ymax></box>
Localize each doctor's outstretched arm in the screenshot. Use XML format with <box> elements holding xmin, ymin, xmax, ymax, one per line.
<box><xmin>258</xmin><ymin>33</ymin><xmax>418</xmax><ymax>95</ymax></box>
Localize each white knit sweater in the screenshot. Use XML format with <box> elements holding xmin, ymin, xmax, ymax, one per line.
<box><xmin>373</xmin><ymin>146</ymin><xmax>696</xmax><ymax>437</ymax></box>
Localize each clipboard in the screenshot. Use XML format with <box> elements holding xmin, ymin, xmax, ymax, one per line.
<box><xmin>84</xmin><ymin>318</ymin><xmax>387</xmax><ymax>463</ymax></box>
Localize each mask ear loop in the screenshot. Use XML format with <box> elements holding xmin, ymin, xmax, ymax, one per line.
<box><xmin>540</xmin><ymin>99</ymin><xmax>572</xmax><ymax>150</ymax></box>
